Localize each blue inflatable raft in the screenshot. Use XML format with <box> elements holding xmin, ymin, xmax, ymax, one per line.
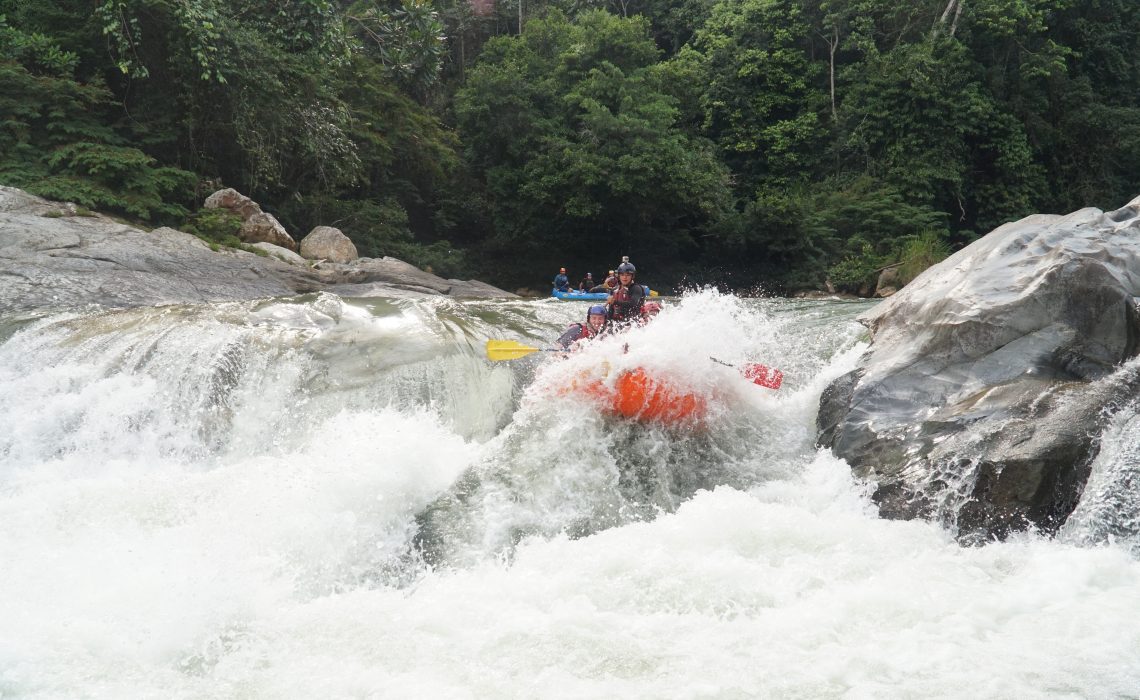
<box><xmin>552</xmin><ymin>289</ymin><xmax>609</xmax><ymax>300</ymax></box>
<box><xmin>551</xmin><ymin>287</ymin><xmax>657</xmax><ymax>300</ymax></box>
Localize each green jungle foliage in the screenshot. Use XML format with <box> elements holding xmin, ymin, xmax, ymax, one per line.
<box><xmin>897</xmin><ymin>231</ymin><xmax>952</xmax><ymax>286</ymax></box>
<box><xmin>0</xmin><ymin>14</ymin><xmax>196</xmax><ymax>220</ymax></box>
<box><xmin>179</xmin><ymin>208</ymin><xmax>268</xmax><ymax>255</ymax></box>
<box><xmin>179</xmin><ymin>208</ymin><xmax>244</xmax><ymax>242</ymax></box>
<box><xmin>455</xmin><ymin>9</ymin><xmax>733</xmax><ymax>282</ymax></box>
<box><xmin>0</xmin><ymin>0</ymin><xmax>1137</xmax><ymax>293</ymax></box>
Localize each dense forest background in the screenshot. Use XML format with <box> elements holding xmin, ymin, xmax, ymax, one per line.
<box><xmin>2</xmin><ymin>0</ymin><xmax>1137</xmax><ymax>293</ymax></box>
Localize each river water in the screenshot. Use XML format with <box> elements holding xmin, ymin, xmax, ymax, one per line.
<box><xmin>0</xmin><ymin>290</ymin><xmax>1137</xmax><ymax>698</ymax></box>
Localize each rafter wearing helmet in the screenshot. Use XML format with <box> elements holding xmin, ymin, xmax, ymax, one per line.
<box><xmin>556</xmin><ymin>304</ymin><xmax>610</xmax><ymax>349</ymax></box>
<box><xmin>608</xmin><ymin>261</ymin><xmax>645</xmax><ymax>323</ymax></box>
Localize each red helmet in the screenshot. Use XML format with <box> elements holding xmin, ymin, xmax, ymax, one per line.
<box><xmin>642</xmin><ymin>301</ymin><xmax>662</xmax><ymax>316</ymax></box>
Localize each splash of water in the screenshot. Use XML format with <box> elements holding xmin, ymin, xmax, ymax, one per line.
<box><xmin>2</xmin><ymin>290</ymin><xmax>1139</xmax><ymax>698</ymax></box>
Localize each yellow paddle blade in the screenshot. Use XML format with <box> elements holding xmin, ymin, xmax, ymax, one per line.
<box><xmin>485</xmin><ymin>339</ymin><xmax>543</xmax><ymax>361</ymax></box>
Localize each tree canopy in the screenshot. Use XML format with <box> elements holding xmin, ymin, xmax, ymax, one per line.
<box><xmin>1</xmin><ymin>0</ymin><xmax>1136</xmax><ymax>291</ymax></box>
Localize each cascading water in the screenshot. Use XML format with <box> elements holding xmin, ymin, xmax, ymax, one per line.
<box><xmin>1061</xmin><ymin>358</ymin><xmax>1140</xmax><ymax>555</ymax></box>
<box><xmin>1</xmin><ymin>290</ymin><xmax>1138</xmax><ymax>698</ymax></box>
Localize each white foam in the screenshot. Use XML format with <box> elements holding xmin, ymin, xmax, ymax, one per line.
<box><xmin>2</xmin><ymin>293</ymin><xmax>1137</xmax><ymax>698</ymax></box>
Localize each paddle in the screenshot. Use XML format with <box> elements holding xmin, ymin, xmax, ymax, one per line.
<box><xmin>485</xmin><ymin>339</ymin><xmax>565</xmax><ymax>360</ymax></box>
<box><xmin>710</xmin><ymin>357</ymin><xmax>783</xmax><ymax>390</ymax></box>
<box><xmin>486</xmin><ymin>340</ymin><xmax>783</xmax><ymax>389</ymax></box>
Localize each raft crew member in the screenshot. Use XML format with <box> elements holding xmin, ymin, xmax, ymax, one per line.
<box><xmin>553</xmin><ymin>267</ymin><xmax>570</xmax><ymax>292</ymax></box>
<box><xmin>607</xmin><ymin>262</ymin><xmax>645</xmax><ymax>323</ymax></box>
<box><xmin>578</xmin><ymin>272</ymin><xmax>594</xmax><ymax>291</ymax></box>
<box><xmin>639</xmin><ymin>301</ymin><xmax>662</xmax><ymax>325</ymax></box>
<box><xmin>556</xmin><ymin>304</ymin><xmax>610</xmax><ymax>349</ymax></box>
<box><xmin>591</xmin><ymin>270</ymin><xmax>615</xmax><ymax>293</ymax></box>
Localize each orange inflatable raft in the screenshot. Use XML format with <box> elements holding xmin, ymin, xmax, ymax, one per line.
<box><xmin>565</xmin><ymin>367</ymin><xmax>708</xmax><ymax>424</ymax></box>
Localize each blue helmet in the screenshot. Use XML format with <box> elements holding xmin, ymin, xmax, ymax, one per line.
<box><xmin>617</xmin><ymin>262</ymin><xmax>636</xmax><ymax>274</ymax></box>
<box><xmin>588</xmin><ymin>304</ymin><xmax>607</xmax><ymax>317</ymax></box>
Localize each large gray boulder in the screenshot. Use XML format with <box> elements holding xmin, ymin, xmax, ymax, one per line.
<box><xmin>205</xmin><ymin>186</ymin><xmax>298</xmax><ymax>252</ymax></box>
<box><xmin>203</xmin><ymin>187</ymin><xmax>262</xmax><ymax>220</ymax></box>
<box><xmin>239</xmin><ymin>211</ymin><xmax>297</xmax><ymax>251</ymax></box>
<box><xmin>817</xmin><ymin>195</ymin><xmax>1140</xmax><ymax>541</ymax></box>
<box><xmin>300</xmin><ymin>225</ymin><xmax>357</xmax><ymax>263</ymax></box>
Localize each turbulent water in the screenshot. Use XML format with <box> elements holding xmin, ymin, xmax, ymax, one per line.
<box><xmin>1</xmin><ymin>290</ymin><xmax>1138</xmax><ymax>699</ymax></box>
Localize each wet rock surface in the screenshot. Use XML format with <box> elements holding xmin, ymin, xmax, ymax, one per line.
<box><xmin>0</xmin><ymin>186</ymin><xmax>515</xmax><ymax>315</ymax></box>
<box><xmin>818</xmin><ymin>195</ymin><xmax>1140</xmax><ymax>540</ymax></box>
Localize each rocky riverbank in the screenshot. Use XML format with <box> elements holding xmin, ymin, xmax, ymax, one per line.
<box><xmin>817</xmin><ymin>194</ymin><xmax>1140</xmax><ymax>542</ymax></box>
<box><xmin>0</xmin><ymin>186</ymin><xmax>515</xmax><ymax>316</ymax></box>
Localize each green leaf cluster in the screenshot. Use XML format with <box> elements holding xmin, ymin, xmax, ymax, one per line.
<box><xmin>179</xmin><ymin>208</ymin><xmax>244</xmax><ymax>243</ymax></box>
<box><xmin>456</xmin><ymin>9</ymin><xmax>732</xmax><ymax>283</ymax></box>
<box><xmin>0</xmin><ymin>15</ymin><xmax>196</xmax><ymax>221</ymax></box>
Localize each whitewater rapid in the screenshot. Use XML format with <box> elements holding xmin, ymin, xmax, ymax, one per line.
<box><xmin>0</xmin><ymin>291</ymin><xmax>1137</xmax><ymax>698</ymax></box>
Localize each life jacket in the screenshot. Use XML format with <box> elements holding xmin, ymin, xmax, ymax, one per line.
<box><xmin>609</xmin><ymin>283</ymin><xmax>645</xmax><ymax>321</ymax></box>
<box><xmin>558</xmin><ymin>320</ymin><xmax>599</xmax><ymax>349</ymax></box>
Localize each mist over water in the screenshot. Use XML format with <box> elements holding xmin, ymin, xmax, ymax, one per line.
<box><xmin>1</xmin><ymin>291</ymin><xmax>1138</xmax><ymax>698</ymax></box>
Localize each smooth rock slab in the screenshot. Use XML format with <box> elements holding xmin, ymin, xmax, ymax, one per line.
<box><xmin>252</xmin><ymin>242</ymin><xmax>307</xmax><ymax>265</ymax></box>
<box><xmin>0</xmin><ymin>187</ymin><xmax>516</xmax><ymax>314</ymax></box>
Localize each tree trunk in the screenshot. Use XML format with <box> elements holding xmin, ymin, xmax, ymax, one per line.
<box><xmin>932</xmin><ymin>0</ymin><xmax>959</xmax><ymax>37</ymax></box>
<box><xmin>949</xmin><ymin>0</ymin><xmax>964</xmax><ymax>37</ymax></box>
<box><xmin>828</xmin><ymin>27</ymin><xmax>838</xmax><ymax>122</ymax></box>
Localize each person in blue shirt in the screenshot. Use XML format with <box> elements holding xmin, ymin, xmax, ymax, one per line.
<box><xmin>553</xmin><ymin>267</ymin><xmax>570</xmax><ymax>292</ymax></box>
